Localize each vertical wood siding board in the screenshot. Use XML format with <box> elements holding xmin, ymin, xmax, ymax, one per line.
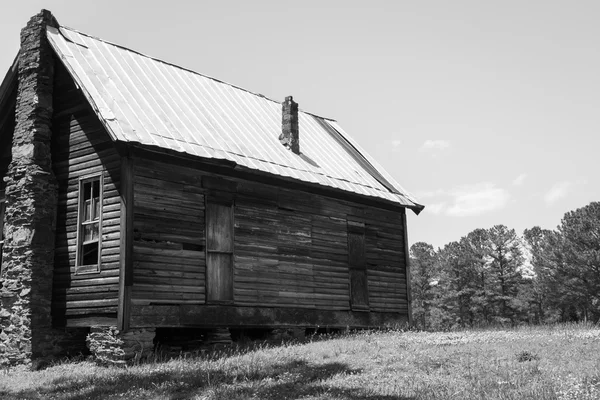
<box><xmin>401</xmin><ymin>208</ymin><xmax>412</xmax><ymax>325</ymax></box>
<box><xmin>118</xmin><ymin>155</ymin><xmax>133</xmax><ymax>330</ymax></box>
<box><xmin>206</xmin><ymin>199</ymin><xmax>234</xmax><ymax>302</ymax></box>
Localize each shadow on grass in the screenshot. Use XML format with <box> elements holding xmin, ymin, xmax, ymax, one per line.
<box><xmin>3</xmin><ymin>359</ymin><xmax>415</xmax><ymax>400</ymax></box>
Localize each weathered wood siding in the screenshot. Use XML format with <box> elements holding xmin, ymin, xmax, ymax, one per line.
<box><xmin>51</xmin><ymin>63</ymin><xmax>121</xmax><ymax>322</ymax></box>
<box><xmin>131</xmin><ymin>158</ymin><xmax>206</xmax><ymax>306</ymax></box>
<box><xmin>130</xmin><ymin>156</ymin><xmax>408</xmax><ymax>327</ymax></box>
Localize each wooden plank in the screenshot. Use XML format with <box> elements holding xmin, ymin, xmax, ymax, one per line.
<box><xmin>206</xmin><ymin>203</ymin><xmax>233</xmax><ymax>252</ymax></box>
<box><xmin>172</xmin><ymin>305</ymin><xmax>408</xmax><ymax>329</ymax></box>
<box><xmin>206</xmin><ymin>253</ymin><xmax>233</xmax><ymax>302</ymax></box>
<box><xmin>65</xmin><ymin>317</ymin><xmax>117</xmax><ymax>327</ymax></box>
<box><xmin>118</xmin><ymin>154</ymin><xmax>132</xmax><ymax>331</ymax></box>
<box><xmin>401</xmin><ymin>208</ymin><xmax>413</xmax><ymax>326</ymax></box>
<box><xmin>202</xmin><ymin>176</ymin><xmax>237</xmax><ymax>192</ymax></box>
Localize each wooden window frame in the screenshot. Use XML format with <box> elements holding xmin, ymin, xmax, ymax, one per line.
<box><xmin>75</xmin><ymin>174</ymin><xmax>104</xmax><ymax>275</ymax></box>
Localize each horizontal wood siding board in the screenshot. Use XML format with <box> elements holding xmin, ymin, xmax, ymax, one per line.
<box><xmin>132</xmin><ymin>158</ymin><xmax>206</xmax><ymax>304</ymax></box>
<box><xmin>124</xmin><ymin>148</ymin><xmax>408</xmax><ymax>325</ymax></box>
<box><xmin>51</xmin><ymin>63</ymin><xmax>122</xmax><ymax>323</ymax></box>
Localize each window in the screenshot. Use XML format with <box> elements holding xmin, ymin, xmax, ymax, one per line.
<box><xmin>76</xmin><ymin>176</ymin><xmax>103</xmax><ymax>273</ymax></box>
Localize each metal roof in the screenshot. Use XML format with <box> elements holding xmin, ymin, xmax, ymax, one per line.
<box><xmin>46</xmin><ymin>26</ymin><xmax>423</xmax><ymax>212</ymax></box>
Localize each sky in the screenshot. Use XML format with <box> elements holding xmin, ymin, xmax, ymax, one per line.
<box><xmin>1</xmin><ymin>1</ymin><xmax>598</xmax><ymax>249</ymax></box>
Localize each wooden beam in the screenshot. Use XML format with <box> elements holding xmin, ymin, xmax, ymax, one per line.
<box><xmin>401</xmin><ymin>208</ymin><xmax>413</xmax><ymax>326</ymax></box>
<box><xmin>117</xmin><ymin>153</ymin><xmax>134</xmax><ymax>331</ymax></box>
<box><xmin>129</xmin><ymin>304</ymin><xmax>408</xmax><ymax>329</ymax></box>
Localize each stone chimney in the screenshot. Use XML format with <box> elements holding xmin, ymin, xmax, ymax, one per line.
<box><xmin>279</xmin><ymin>96</ymin><xmax>299</xmax><ymax>154</ymax></box>
<box><xmin>0</xmin><ymin>10</ymin><xmax>63</xmax><ymax>370</ymax></box>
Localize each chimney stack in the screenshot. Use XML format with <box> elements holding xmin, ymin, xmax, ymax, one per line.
<box><xmin>279</xmin><ymin>96</ymin><xmax>299</xmax><ymax>154</ymax></box>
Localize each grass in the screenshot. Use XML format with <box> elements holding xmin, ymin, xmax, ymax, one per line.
<box><xmin>1</xmin><ymin>323</ymin><xmax>600</xmax><ymax>399</ymax></box>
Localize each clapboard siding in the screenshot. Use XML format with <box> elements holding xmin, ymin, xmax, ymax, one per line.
<box><xmin>51</xmin><ymin>63</ymin><xmax>121</xmax><ymax>319</ymax></box>
<box><xmin>128</xmin><ymin>155</ymin><xmax>408</xmax><ymax>326</ymax></box>
<box><xmin>131</xmin><ymin>158</ymin><xmax>206</xmax><ymax>306</ymax></box>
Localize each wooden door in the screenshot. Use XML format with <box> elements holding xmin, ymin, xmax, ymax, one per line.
<box><xmin>206</xmin><ymin>202</ymin><xmax>234</xmax><ymax>302</ymax></box>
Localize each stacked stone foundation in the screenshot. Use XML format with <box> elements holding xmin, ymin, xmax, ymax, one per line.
<box><xmin>86</xmin><ymin>327</ymin><xmax>156</xmax><ymax>366</ymax></box>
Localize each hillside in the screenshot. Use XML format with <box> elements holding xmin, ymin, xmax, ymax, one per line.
<box><xmin>1</xmin><ymin>324</ymin><xmax>599</xmax><ymax>399</ymax></box>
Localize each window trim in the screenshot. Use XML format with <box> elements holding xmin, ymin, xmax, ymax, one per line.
<box><xmin>75</xmin><ymin>174</ymin><xmax>103</xmax><ymax>275</ymax></box>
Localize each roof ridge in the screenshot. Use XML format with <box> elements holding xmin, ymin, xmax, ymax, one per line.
<box><xmin>58</xmin><ymin>25</ymin><xmax>337</xmax><ymax>122</ymax></box>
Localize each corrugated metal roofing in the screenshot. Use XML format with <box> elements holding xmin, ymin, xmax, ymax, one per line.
<box><xmin>46</xmin><ymin>25</ymin><xmax>423</xmax><ymax>211</ymax></box>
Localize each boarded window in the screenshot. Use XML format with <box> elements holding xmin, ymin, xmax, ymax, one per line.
<box><xmin>206</xmin><ymin>201</ymin><xmax>234</xmax><ymax>302</ymax></box>
<box><xmin>348</xmin><ymin>220</ymin><xmax>368</xmax><ymax>310</ymax></box>
<box><xmin>76</xmin><ymin>175</ymin><xmax>103</xmax><ymax>274</ymax></box>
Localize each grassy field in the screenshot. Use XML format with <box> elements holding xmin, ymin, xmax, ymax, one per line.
<box><xmin>1</xmin><ymin>323</ymin><xmax>599</xmax><ymax>399</ymax></box>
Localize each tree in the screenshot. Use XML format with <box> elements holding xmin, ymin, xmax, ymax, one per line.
<box><xmin>523</xmin><ymin>226</ymin><xmax>559</xmax><ymax>322</ymax></box>
<box><xmin>485</xmin><ymin>225</ymin><xmax>525</xmax><ymax>323</ymax></box>
<box><xmin>556</xmin><ymin>202</ymin><xmax>600</xmax><ymax>321</ymax></box>
<box><xmin>409</xmin><ymin>242</ymin><xmax>438</xmax><ymax>329</ymax></box>
<box><xmin>461</xmin><ymin>229</ymin><xmax>492</xmax><ymax>325</ymax></box>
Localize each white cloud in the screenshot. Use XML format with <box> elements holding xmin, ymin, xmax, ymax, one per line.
<box><xmin>445</xmin><ymin>183</ymin><xmax>510</xmax><ymax>217</ymax></box>
<box><xmin>415</xmin><ymin>189</ymin><xmax>446</xmax><ymax>199</ymax></box>
<box><xmin>512</xmin><ymin>173</ymin><xmax>527</xmax><ymax>186</ymax></box>
<box><xmin>418</xmin><ymin>183</ymin><xmax>510</xmax><ymax>217</ymax></box>
<box><xmin>544</xmin><ymin>181</ymin><xmax>571</xmax><ymax>205</ymax></box>
<box><xmin>421</xmin><ymin>139</ymin><xmax>450</xmax><ymax>151</ymax></box>
<box><xmin>390</xmin><ymin>139</ymin><xmax>402</xmax><ymax>152</ymax></box>
<box><xmin>426</xmin><ymin>202</ymin><xmax>446</xmax><ymax>215</ymax></box>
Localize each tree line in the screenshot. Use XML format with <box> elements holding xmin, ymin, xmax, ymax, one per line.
<box><xmin>409</xmin><ymin>201</ymin><xmax>600</xmax><ymax>330</ymax></box>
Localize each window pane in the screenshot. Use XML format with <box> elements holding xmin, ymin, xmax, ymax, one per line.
<box><xmin>93</xmin><ymin>197</ymin><xmax>100</xmax><ymax>220</ymax></box>
<box><xmin>92</xmin><ymin>180</ymin><xmax>100</xmax><ymax>198</ymax></box>
<box><xmin>83</xmin><ymin>199</ymin><xmax>92</xmax><ymax>221</ymax></box>
<box><xmin>83</xmin><ymin>181</ymin><xmax>92</xmax><ymax>201</ymax></box>
<box><xmin>83</xmin><ymin>222</ymin><xmax>99</xmax><ymax>243</ymax></box>
<box><xmin>78</xmin><ymin>178</ymin><xmax>101</xmax><ymax>270</ymax></box>
<box><xmin>82</xmin><ymin>242</ymin><xmax>99</xmax><ymax>265</ymax></box>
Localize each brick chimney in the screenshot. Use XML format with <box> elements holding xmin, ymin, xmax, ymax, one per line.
<box><xmin>0</xmin><ymin>10</ymin><xmax>63</xmax><ymax>370</ymax></box>
<box><xmin>279</xmin><ymin>96</ymin><xmax>299</xmax><ymax>154</ymax></box>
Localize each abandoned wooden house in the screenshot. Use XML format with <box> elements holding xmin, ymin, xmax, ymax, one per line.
<box><xmin>0</xmin><ymin>10</ymin><xmax>423</xmax><ymax>368</ymax></box>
